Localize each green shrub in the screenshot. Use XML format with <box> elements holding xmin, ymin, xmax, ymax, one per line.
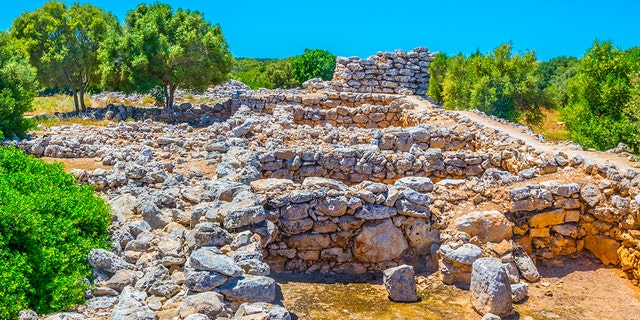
<box><xmin>292</xmin><ymin>48</ymin><xmax>336</xmax><ymax>83</ymax></box>
<box><xmin>0</xmin><ymin>32</ymin><xmax>38</xmax><ymax>139</ymax></box>
<box><xmin>0</xmin><ymin>146</ymin><xmax>111</xmax><ymax>318</ymax></box>
<box><xmin>562</xmin><ymin>40</ymin><xmax>640</xmax><ymax>153</ymax></box>
<box><xmin>232</xmin><ymin>57</ymin><xmax>299</xmax><ymax>89</ymax></box>
<box><xmin>428</xmin><ymin>43</ymin><xmax>547</xmax><ymax>125</ymax></box>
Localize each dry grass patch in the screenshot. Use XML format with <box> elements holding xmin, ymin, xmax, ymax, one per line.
<box><xmin>34</xmin><ymin>115</ymin><xmax>111</xmax><ymax>128</ymax></box>
<box><xmin>27</xmin><ymin>94</ymin><xmax>92</xmax><ymax>116</ymax></box>
<box><xmin>532</xmin><ymin>109</ymin><xmax>570</xmax><ymax>142</ymax></box>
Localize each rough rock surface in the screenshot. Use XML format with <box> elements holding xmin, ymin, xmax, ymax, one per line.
<box><xmin>383</xmin><ymin>265</ymin><xmax>418</xmax><ymax>302</ymax></box>
<box><xmin>17</xmin><ymin>53</ymin><xmax>640</xmax><ymax>319</ymax></box>
<box><xmin>353</xmin><ymin>219</ymin><xmax>408</xmax><ymax>263</ymax></box>
<box><xmin>453</xmin><ymin>211</ymin><xmax>513</xmax><ymax>243</ymax></box>
<box><xmin>471</xmin><ymin>258</ymin><xmax>514</xmax><ymax>318</ymax></box>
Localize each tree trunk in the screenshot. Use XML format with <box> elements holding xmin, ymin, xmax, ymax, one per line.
<box><xmin>72</xmin><ymin>89</ymin><xmax>80</xmax><ymax>115</ymax></box>
<box><xmin>79</xmin><ymin>89</ymin><xmax>87</xmax><ymax>112</ymax></box>
<box><xmin>167</xmin><ymin>85</ymin><xmax>177</xmax><ymax>108</ymax></box>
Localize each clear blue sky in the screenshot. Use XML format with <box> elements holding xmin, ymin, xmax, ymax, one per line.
<box><xmin>2</xmin><ymin>1</ymin><xmax>639</xmax><ymax>61</ymax></box>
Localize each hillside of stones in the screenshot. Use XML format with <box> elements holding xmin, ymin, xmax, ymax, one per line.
<box><xmin>11</xmin><ymin>48</ymin><xmax>640</xmax><ymax>319</ymax></box>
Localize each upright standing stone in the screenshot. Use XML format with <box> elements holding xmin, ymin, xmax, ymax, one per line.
<box><xmin>383</xmin><ymin>265</ymin><xmax>418</xmax><ymax>302</ymax></box>
<box><xmin>470</xmin><ymin>258</ymin><xmax>514</xmax><ymax>318</ymax></box>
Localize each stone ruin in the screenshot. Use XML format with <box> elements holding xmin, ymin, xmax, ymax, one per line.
<box><xmin>304</xmin><ymin>47</ymin><xmax>435</xmax><ymax>95</ymax></box>
<box><xmin>10</xmin><ymin>49</ymin><xmax>640</xmax><ymax>319</ymax></box>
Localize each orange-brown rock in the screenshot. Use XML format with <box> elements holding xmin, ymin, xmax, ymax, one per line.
<box><xmin>584</xmin><ymin>235</ymin><xmax>621</xmax><ymax>265</ymax></box>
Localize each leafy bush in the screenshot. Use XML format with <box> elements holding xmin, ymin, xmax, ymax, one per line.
<box><xmin>0</xmin><ymin>147</ymin><xmax>111</xmax><ymax>318</ymax></box>
<box><xmin>428</xmin><ymin>43</ymin><xmax>547</xmax><ymax>125</ymax></box>
<box><xmin>232</xmin><ymin>58</ymin><xmax>299</xmax><ymax>89</ymax></box>
<box><xmin>291</xmin><ymin>48</ymin><xmax>336</xmax><ymax>83</ymax></box>
<box><xmin>562</xmin><ymin>40</ymin><xmax>640</xmax><ymax>153</ymax></box>
<box><xmin>0</xmin><ymin>32</ymin><xmax>37</xmax><ymax>139</ymax></box>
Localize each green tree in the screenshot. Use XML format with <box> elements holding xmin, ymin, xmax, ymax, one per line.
<box><xmin>11</xmin><ymin>1</ymin><xmax>118</xmax><ymax>114</ymax></box>
<box><xmin>264</xmin><ymin>58</ymin><xmax>299</xmax><ymax>89</ymax></box>
<box><xmin>102</xmin><ymin>3</ymin><xmax>233</xmax><ymax>108</ymax></box>
<box><xmin>232</xmin><ymin>57</ymin><xmax>299</xmax><ymax>89</ymax></box>
<box><xmin>0</xmin><ymin>32</ymin><xmax>37</xmax><ymax>140</ymax></box>
<box><xmin>563</xmin><ymin>40</ymin><xmax>640</xmax><ymax>152</ymax></box>
<box><xmin>536</xmin><ymin>56</ymin><xmax>579</xmax><ymax>109</ymax></box>
<box><xmin>291</xmin><ymin>48</ymin><xmax>336</xmax><ymax>83</ymax></box>
<box><xmin>427</xmin><ymin>53</ymin><xmax>448</xmax><ymax>102</ymax></box>
<box><xmin>0</xmin><ymin>146</ymin><xmax>111</xmax><ymax>318</ymax></box>
<box><xmin>430</xmin><ymin>43</ymin><xmax>545</xmax><ymax>125</ymax></box>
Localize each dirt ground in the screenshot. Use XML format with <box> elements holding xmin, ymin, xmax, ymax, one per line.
<box><xmin>275</xmin><ymin>254</ymin><xmax>640</xmax><ymax>320</ymax></box>
<box><xmin>42</xmin><ymin>157</ymin><xmax>111</xmax><ymax>172</ymax></box>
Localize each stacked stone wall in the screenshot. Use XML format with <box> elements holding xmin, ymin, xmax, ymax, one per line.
<box><xmin>507</xmin><ymin>167</ymin><xmax>640</xmax><ymax>283</ymax></box>
<box><xmin>252</xmin><ymin>177</ymin><xmax>438</xmax><ymax>274</ymax></box>
<box><xmin>305</xmin><ymin>48</ymin><xmax>436</xmax><ymax>95</ymax></box>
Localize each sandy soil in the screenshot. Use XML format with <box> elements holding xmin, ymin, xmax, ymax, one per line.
<box><xmin>275</xmin><ymin>255</ymin><xmax>640</xmax><ymax>320</ymax></box>
<box><xmin>42</xmin><ymin>157</ymin><xmax>111</xmax><ymax>172</ymax></box>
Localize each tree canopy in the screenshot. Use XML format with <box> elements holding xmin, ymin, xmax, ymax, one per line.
<box><xmin>428</xmin><ymin>43</ymin><xmax>547</xmax><ymax>125</ymax></box>
<box><xmin>291</xmin><ymin>48</ymin><xmax>336</xmax><ymax>83</ymax></box>
<box><xmin>562</xmin><ymin>40</ymin><xmax>640</xmax><ymax>152</ymax></box>
<box><xmin>0</xmin><ymin>32</ymin><xmax>37</xmax><ymax>139</ymax></box>
<box><xmin>102</xmin><ymin>2</ymin><xmax>233</xmax><ymax>108</ymax></box>
<box><xmin>232</xmin><ymin>58</ymin><xmax>299</xmax><ymax>89</ymax></box>
<box><xmin>11</xmin><ymin>0</ymin><xmax>118</xmax><ymax>114</ymax></box>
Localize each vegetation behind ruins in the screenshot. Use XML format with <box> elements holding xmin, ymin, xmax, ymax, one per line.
<box><xmin>429</xmin><ymin>41</ymin><xmax>640</xmax><ymax>154</ymax></box>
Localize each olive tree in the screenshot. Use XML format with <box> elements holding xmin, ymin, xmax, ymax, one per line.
<box><xmin>11</xmin><ymin>1</ymin><xmax>118</xmax><ymax>114</ymax></box>
<box><xmin>102</xmin><ymin>3</ymin><xmax>233</xmax><ymax>108</ymax></box>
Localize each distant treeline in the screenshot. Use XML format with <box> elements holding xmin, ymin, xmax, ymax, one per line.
<box><xmin>429</xmin><ymin>41</ymin><xmax>640</xmax><ymax>154</ymax></box>
<box><xmin>232</xmin><ymin>48</ymin><xmax>336</xmax><ymax>90</ymax></box>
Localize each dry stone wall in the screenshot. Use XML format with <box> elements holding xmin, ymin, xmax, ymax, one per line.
<box><xmin>505</xmin><ymin>166</ymin><xmax>640</xmax><ymax>283</ymax></box>
<box><xmin>305</xmin><ymin>48</ymin><xmax>436</xmax><ymax>95</ymax></box>
<box><xmin>251</xmin><ymin>176</ymin><xmax>438</xmax><ymax>274</ymax></box>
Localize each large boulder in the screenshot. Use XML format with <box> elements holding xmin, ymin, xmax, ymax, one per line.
<box><xmin>353</xmin><ymin>219</ymin><xmax>408</xmax><ymax>263</ymax></box>
<box><xmin>219</xmin><ymin>275</ymin><xmax>276</xmax><ymax>303</ymax></box>
<box><xmin>179</xmin><ymin>292</ymin><xmax>232</xmax><ymax>319</ymax></box>
<box><xmin>141</xmin><ymin>202</ymin><xmax>171</xmax><ymax>230</ymax></box>
<box><xmin>584</xmin><ymin>235</ymin><xmax>620</xmax><ymax>265</ymax></box>
<box><xmin>404</xmin><ymin>218</ymin><xmax>439</xmax><ymax>255</ymax></box>
<box><xmin>395</xmin><ymin>177</ymin><xmax>434</xmax><ymax>193</ymax></box>
<box><xmin>453</xmin><ymin>210</ymin><xmax>513</xmax><ymax>243</ymax></box>
<box><xmin>383</xmin><ymin>265</ymin><xmax>418</xmax><ymax>302</ymax></box>
<box><xmin>110</xmin><ymin>286</ymin><xmax>155</xmax><ymax>320</ymax></box>
<box><xmin>184</xmin><ymin>268</ymin><xmax>228</xmax><ymax>292</ymax></box>
<box><xmin>580</xmin><ymin>183</ymin><xmax>602</xmax><ymax>207</ymax></box>
<box><xmin>189</xmin><ymin>248</ymin><xmax>243</xmax><ymax>277</ymax></box>
<box><xmin>186</xmin><ymin>222</ymin><xmax>233</xmax><ymax>249</ymax></box>
<box><xmin>234</xmin><ymin>302</ymin><xmax>291</xmax><ymax>320</ymax></box>
<box><xmin>88</xmin><ymin>249</ymin><xmax>134</xmax><ymax>275</ymax></box>
<box><xmin>513</xmin><ymin>247</ymin><xmax>540</xmax><ymax>282</ymax></box>
<box><xmin>439</xmin><ymin>243</ymin><xmax>483</xmax><ymax>287</ymax></box>
<box><xmin>471</xmin><ymin>258</ymin><xmax>514</xmax><ymax>318</ymax></box>
<box><xmin>223</xmin><ymin>206</ymin><xmax>266</xmax><ymax>230</ymax></box>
